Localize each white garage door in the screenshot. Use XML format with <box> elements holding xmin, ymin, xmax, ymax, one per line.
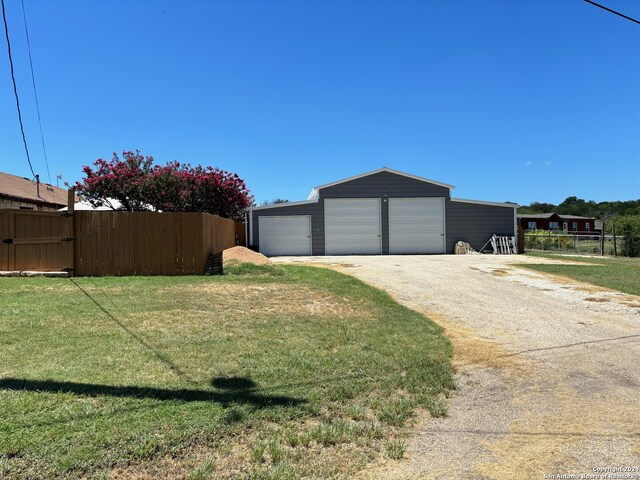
<box><xmin>389</xmin><ymin>197</ymin><xmax>445</xmax><ymax>254</ymax></box>
<box><xmin>325</xmin><ymin>198</ymin><xmax>381</xmax><ymax>255</ymax></box>
<box><xmin>259</xmin><ymin>216</ymin><xmax>312</xmax><ymax>256</ymax></box>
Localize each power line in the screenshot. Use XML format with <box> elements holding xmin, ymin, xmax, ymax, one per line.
<box><xmin>584</xmin><ymin>0</ymin><xmax>640</xmax><ymax>25</ymax></box>
<box><xmin>21</xmin><ymin>0</ymin><xmax>53</xmax><ymax>193</ymax></box>
<box><xmin>1</xmin><ymin>0</ymin><xmax>36</xmax><ymax>179</ymax></box>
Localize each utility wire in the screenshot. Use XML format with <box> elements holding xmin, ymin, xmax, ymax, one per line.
<box><xmin>20</xmin><ymin>0</ymin><xmax>53</xmax><ymax>196</ymax></box>
<box><xmin>1</xmin><ymin>0</ymin><xmax>35</xmax><ymax>179</ymax></box>
<box><xmin>584</xmin><ymin>0</ymin><xmax>640</xmax><ymax>25</ymax></box>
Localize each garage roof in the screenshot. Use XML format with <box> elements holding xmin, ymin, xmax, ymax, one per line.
<box><xmin>307</xmin><ymin>167</ymin><xmax>455</xmax><ymax>200</ymax></box>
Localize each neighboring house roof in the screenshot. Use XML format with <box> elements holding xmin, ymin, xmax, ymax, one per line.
<box><xmin>0</xmin><ymin>171</ymin><xmax>70</xmax><ymax>207</ymax></box>
<box><xmin>307</xmin><ymin>167</ymin><xmax>456</xmax><ymax>200</ymax></box>
<box><xmin>517</xmin><ymin>213</ymin><xmax>559</xmax><ymax>219</ymax></box>
<box><xmin>558</xmin><ymin>214</ymin><xmax>595</xmax><ymax>220</ymax></box>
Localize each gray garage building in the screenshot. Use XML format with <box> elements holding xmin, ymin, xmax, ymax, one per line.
<box><xmin>249</xmin><ymin>168</ymin><xmax>516</xmax><ymax>256</ymax></box>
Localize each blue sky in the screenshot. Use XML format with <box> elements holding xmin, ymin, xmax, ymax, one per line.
<box><xmin>1</xmin><ymin>0</ymin><xmax>638</xmax><ymax>205</ymax></box>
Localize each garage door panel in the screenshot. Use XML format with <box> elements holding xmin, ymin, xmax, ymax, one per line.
<box><xmin>259</xmin><ymin>216</ymin><xmax>311</xmax><ymax>256</ymax></box>
<box><xmin>325</xmin><ymin>199</ymin><xmax>381</xmax><ymax>255</ymax></box>
<box><xmin>389</xmin><ymin>198</ymin><xmax>444</xmax><ymax>254</ymax></box>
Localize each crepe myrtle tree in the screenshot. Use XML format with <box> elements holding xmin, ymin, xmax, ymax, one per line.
<box><xmin>75</xmin><ymin>150</ymin><xmax>253</xmax><ymax>221</ymax></box>
<box><xmin>74</xmin><ymin>150</ymin><xmax>153</xmax><ymax>211</ymax></box>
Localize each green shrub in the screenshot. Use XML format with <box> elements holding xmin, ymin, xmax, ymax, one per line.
<box><xmin>525</xmin><ymin>230</ymin><xmax>572</xmax><ymax>251</ymax></box>
<box><xmin>619</xmin><ymin>221</ymin><xmax>640</xmax><ymax>257</ymax></box>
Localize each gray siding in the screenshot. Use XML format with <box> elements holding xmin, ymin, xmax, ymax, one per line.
<box><xmin>252</xmin><ymin>202</ymin><xmax>325</xmax><ymax>255</ymax></box>
<box><xmin>445</xmin><ymin>201</ymin><xmax>515</xmax><ymax>253</ymax></box>
<box><xmin>320</xmin><ymin>171</ymin><xmax>450</xmax><ymax>255</ymax></box>
<box><xmin>319</xmin><ymin>171</ymin><xmax>450</xmax><ymax>199</ymax></box>
<box><xmin>252</xmin><ymin>171</ymin><xmax>515</xmax><ymax>256</ymax></box>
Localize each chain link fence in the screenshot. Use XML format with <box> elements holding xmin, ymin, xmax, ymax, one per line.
<box><xmin>524</xmin><ymin>231</ymin><xmax>623</xmax><ymax>256</ymax></box>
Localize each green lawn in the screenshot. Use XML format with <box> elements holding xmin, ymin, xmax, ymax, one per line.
<box><xmin>522</xmin><ymin>252</ymin><xmax>640</xmax><ymax>296</ymax></box>
<box><xmin>0</xmin><ymin>263</ymin><xmax>453</xmax><ymax>479</ymax></box>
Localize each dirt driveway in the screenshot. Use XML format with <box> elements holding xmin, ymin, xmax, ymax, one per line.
<box><xmin>274</xmin><ymin>255</ymin><xmax>640</xmax><ymax>479</ymax></box>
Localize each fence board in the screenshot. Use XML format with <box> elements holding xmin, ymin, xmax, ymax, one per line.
<box><xmin>73</xmin><ymin>211</ymin><xmax>235</xmax><ymax>276</ymax></box>
<box><xmin>0</xmin><ymin>212</ymin><xmax>5</xmax><ymax>270</ymax></box>
<box><xmin>0</xmin><ymin>210</ymin><xmax>72</xmax><ymax>272</ymax></box>
<box><xmin>235</xmin><ymin>222</ymin><xmax>246</xmax><ymax>247</ymax></box>
<box><xmin>1</xmin><ymin>210</ymin><xmax>235</xmax><ymax>276</ymax></box>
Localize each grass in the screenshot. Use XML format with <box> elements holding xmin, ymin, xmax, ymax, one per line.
<box><xmin>522</xmin><ymin>252</ymin><xmax>640</xmax><ymax>296</ymax></box>
<box><xmin>384</xmin><ymin>440</ymin><xmax>407</xmax><ymax>460</ymax></box>
<box><xmin>190</xmin><ymin>460</ymin><xmax>216</xmax><ymax>480</ymax></box>
<box><xmin>0</xmin><ymin>263</ymin><xmax>453</xmax><ymax>479</ymax></box>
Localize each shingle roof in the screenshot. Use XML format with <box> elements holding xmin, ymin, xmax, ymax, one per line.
<box><xmin>516</xmin><ymin>213</ymin><xmax>558</xmax><ymax>219</ymax></box>
<box><xmin>0</xmin><ymin>171</ymin><xmax>70</xmax><ymax>207</ymax></box>
<box><xmin>558</xmin><ymin>214</ymin><xmax>596</xmax><ymax>220</ymax></box>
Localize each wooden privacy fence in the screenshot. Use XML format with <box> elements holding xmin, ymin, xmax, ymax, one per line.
<box><xmin>1</xmin><ymin>210</ymin><xmax>238</xmax><ymax>276</ymax></box>
<box><xmin>0</xmin><ymin>209</ymin><xmax>73</xmax><ymax>272</ymax></box>
<box><xmin>235</xmin><ymin>221</ymin><xmax>246</xmax><ymax>247</ymax></box>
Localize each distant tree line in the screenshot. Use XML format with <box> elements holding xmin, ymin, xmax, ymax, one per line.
<box><xmin>517</xmin><ymin>196</ymin><xmax>640</xmax><ymax>219</ymax></box>
<box><xmin>260</xmin><ymin>198</ymin><xmax>289</xmax><ymax>206</ymax></box>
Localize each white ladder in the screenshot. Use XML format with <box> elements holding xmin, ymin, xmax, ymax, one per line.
<box><xmin>489</xmin><ymin>234</ymin><xmax>517</xmax><ymax>254</ymax></box>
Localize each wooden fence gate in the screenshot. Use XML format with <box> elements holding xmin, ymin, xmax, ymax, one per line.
<box><xmin>0</xmin><ymin>210</ymin><xmax>74</xmax><ymax>272</ymax></box>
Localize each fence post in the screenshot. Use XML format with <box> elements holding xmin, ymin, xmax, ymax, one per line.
<box><xmin>612</xmin><ymin>221</ymin><xmax>618</xmax><ymax>257</ymax></box>
<box><xmin>600</xmin><ymin>221</ymin><xmax>605</xmax><ymax>256</ymax></box>
<box><xmin>68</xmin><ymin>188</ymin><xmax>76</xmax><ymax>276</ymax></box>
<box><xmin>517</xmin><ymin>225</ymin><xmax>525</xmax><ymax>254</ymax></box>
<box><xmin>10</xmin><ymin>210</ymin><xmax>15</xmax><ymax>270</ymax></box>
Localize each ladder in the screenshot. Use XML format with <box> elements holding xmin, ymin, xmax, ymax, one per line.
<box><xmin>489</xmin><ymin>235</ymin><xmax>517</xmax><ymax>254</ymax></box>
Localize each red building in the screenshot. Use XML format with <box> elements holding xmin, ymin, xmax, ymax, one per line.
<box><xmin>517</xmin><ymin>213</ymin><xmax>597</xmax><ymax>233</ymax></box>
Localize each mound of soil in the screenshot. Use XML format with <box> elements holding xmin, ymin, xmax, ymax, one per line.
<box><xmin>222</xmin><ymin>246</ymin><xmax>271</xmax><ymax>265</ymax></box>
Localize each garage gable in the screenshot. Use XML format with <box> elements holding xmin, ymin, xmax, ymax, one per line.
<box><xmin>308</xmin><ymin>168</ymin><xmax>454</xmax><ymax>201</ymax></box>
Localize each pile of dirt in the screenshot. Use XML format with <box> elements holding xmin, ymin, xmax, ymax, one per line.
<box><xmin>222</xmin><ymin>246</ymin><xmax>271</xmax><ymax>265</ymax></box>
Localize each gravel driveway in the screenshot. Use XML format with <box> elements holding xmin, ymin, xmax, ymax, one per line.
<box><xmin>274</xmin><ymin>255</ymin><xmax>640</xmax><ymax>479</ymax></box>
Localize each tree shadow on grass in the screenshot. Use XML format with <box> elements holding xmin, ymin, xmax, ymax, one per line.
<box><xmin>0</xmin><ymin>376</ymin><xmax>304</xmax><ymax>408</ymax></box>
